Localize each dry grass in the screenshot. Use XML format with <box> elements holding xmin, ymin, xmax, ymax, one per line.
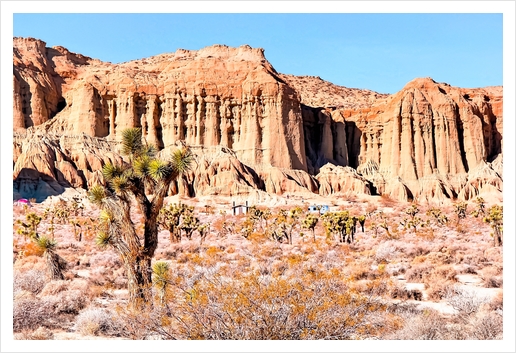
<box><xmin>11</xmin><ymin>195</ymin><xmax>503</xmax><ymax>340</ymax></box>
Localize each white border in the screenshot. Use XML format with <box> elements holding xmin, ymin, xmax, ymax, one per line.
<box><xmin>1</xmin><ymin>1</ymin><xmax>514</xmax><ymax>352</ymax></box>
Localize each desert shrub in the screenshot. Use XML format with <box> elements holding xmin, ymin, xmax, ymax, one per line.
<box><xmin>375</xmin><ymin>242</ymin><xmax>398</xmax><ymax>263</ymax></box>
<box><xmin>456</xmin><ymin>264</ymin><xmax>478</xmax><ymax>274</ymax></box>
<box><xmin>469</xmin><ymin>311</ymin><xmax>503</xmax><ymax>340</ymax></box>
<box><xmin>432</xmin><ymin>265</ymin><xmax>458</xmax><ymax>281</ymax></box>
<box><xmin>13</xmin><ymin>269</ymin><xmax>46</xmax><ymax>295</ymax></box>
<box><xmin>387</xmin><ymin>309</ymin><xmax>466</xmax><ymax>340</ymax></box>
<box><xmin>74</xmin><ymin>307</ymin><xmax>122</xmax><ymax>336</ymax></box>
<box><xmin>18</xmin><ymin>241</ymin><xmax>44</xmax><ymax>257</ymax></box>
<box><xmin>489</xmin><ymin>291</ymin><xmax>503</xmax><ymax>312</ymax></box>
<box><xmin>68</xmin><ymin>278</ymin><xmax>90</xmax><ymax>292</ymax></box>
<box><xmin>41</xmin><ymin>289</ymin><xmax>87</xmax><ymax>315</ymax></box>
<box><xmin>89</xmin><ymin>252</ymin><xmax>122</xmax><ymax>268</ymax></box>
<box><xmin>115</xmin><ymin>268</ymin><xmax>397</xmax><ymax>340</ymax></box>
<box><xmin>40</xmin><ymin>280</ymin><xmax>69</xmax><ymax>296</ymax></box>
<box><xmin>13</xmin><ymin>296</ymin><xmax>53</xmax><ymax>331</ymax></box>
<box><xmin>481</xmin><ymin>267</ymin><xmax>503</xmax><ymax>288</ymax></box>
<box><xmin>389</xmin><ymin>282</ymin><xmax>423</xmax><ymax>301</ymax></box>
<box><xmin>483</xmin><ymin>275</ymin><xmax>503</xmax><ymax>288</ymax></box>
<box><xmin>445</xmin><ymin>286</ymin><xmax>489</xmax><ymax>319</ymax></box>
<box><xmin>425</xmin><ymin>280</ymin><xmax>456</xmax><ymax>301</ymax></box>
<box><xmin>14</xmin><ymin>326</ymin><xmax>54</xmax><ymax>340</ymax></box>
<box><xmin>404</xmin><ymin>263</ymin><xmax>433</xmax><ymax>282</ymax></box>
<box><xmin>398</xmin><ymin>242</ymin><xmax>432</xmax><ymax>258</ymax></box>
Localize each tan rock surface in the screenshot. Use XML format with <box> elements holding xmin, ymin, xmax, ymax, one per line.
<box><xmin>13</xmin><ymin>132</ymin><xmax>123</xmax><ymax>201</ymax></box>
<box><xmin>14</xmin><ymin>38</ymin><xmax>307</xmax><ymax>172</ymax></box>
<box><xmin>12</xmin><ymin>38</ymin><xmax>503</xmax><ymax>203</ymax></box>
<box><xmin>316</xmin><ymin>164</ymin><xmax>371</xmax><ymax>196</ymax></box>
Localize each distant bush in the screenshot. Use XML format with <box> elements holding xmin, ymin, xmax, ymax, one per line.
<box><xmin>40</xmin><ymin>280</ymin><xmax>68</xmax><ymax>296</ymax></box>
<box><xmin>41</xmin><ymin>289</ymin><xmax>87</xmax><ymax>315</ymax></box>
<box><xmin>14</xmin><ymin>326</ymin><xmax>54</xmax><ymax>340</ymax></box>
<box><xmin>13</xmin><ymin>269</ymin><xmax>46</xmax><ymax>295</ymax></box>
<box><xmin>74</xmin><ymin>307</ymin><xmax>122</xmax><ymax>336</ymax></box>
<box><xmin>389</xmin><ymin>310</ymin><xmax>469</xmax><ymax>340</ymax></box>
<box><xmin>13</xmin><ymin>296</ymin><xmax>52</xmax><ymax>331</ymax></box>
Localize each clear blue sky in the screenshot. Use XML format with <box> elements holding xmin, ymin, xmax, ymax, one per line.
<box><xmin>13</xmin><ymin>13</ymin><xmax>502</xmax><ymax>94</ymax></box>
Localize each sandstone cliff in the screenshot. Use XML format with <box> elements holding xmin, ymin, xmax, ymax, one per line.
<box><xmin>12</xmin><ymin>37</ymin><xmax>503</xmax><ymax>203</ymax></box>
<box><xmin>293</xmin><ymin>76</ymin><xmax>503</xmax><ymax>202</ymax></box>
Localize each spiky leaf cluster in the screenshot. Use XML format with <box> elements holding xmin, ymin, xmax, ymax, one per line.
<box><xmin>321</xmin><ymin>211</ymin><xmax>358</xmax><ymax>243</ymax></box>
<box><xmin>426</xmin><ymin>207</ymin><xmax>448</xmax><ymax>225</ymax></box>
<box><xmin>87</xmin><ymin>128</ymin><xmax>193</xmax><ymax>307</ymax></box>
<box><xmin>483</xmin><ymin>205</ymin><xmax>503</xmax><ymax>246</ymax></box>
<box><xmin>454</xmin><ymin>202</ymin><xmax>468</xmax><ymax>225</ymax></box>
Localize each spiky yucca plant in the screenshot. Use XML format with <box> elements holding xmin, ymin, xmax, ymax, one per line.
<box><xmin>484</xmin><ymin>205</ymin><xmax>503</xmax><ymax>247</ymax></box>
<box><xmin>88</xmin><ymin>128</ymin><xmax>192</xmax><ymax>307</ymax></box>
<box><xmin>35</xmin><ymin>236</ymin><xmax>65</xmax><ymax>280</ymax></box>
<box><xmin>152</xmin><ymin>261</ymin><xmax>170</xmax><ymax>306</ymax></box>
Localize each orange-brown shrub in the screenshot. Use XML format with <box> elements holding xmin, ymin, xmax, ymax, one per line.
<box><xmin>115</xmin><ymin>268</ymin><xmax>398</xmax><ymax>340</ymax></box>
<box><xmin>19</xmin><ymin>242</ymin><xmax>44</xmax><ymax>257</ymax></box>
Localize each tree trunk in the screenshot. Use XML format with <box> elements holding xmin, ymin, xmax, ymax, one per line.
<box><xmin>125</xmin><ymin>255</ymin><xmax>153</xmax><ymax>308</ymax></box>
<box><xmin>493</xmin><ymin>228</ymin><xmax>502</xmax><ymax>247</ymax></box>
<box><xmin>45</xmin><ymin>251</ymin><xmax>65</xmax><ymax>280</ymax></box>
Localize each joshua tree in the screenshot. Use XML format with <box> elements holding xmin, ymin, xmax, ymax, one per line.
<box><xmin>34</xmin><ymin>236</ymin><xmax>66</xmax><ymax>280</ymax></box>
<box><xmin>179</xmin><ymin>211</ymin><xmax>200</xmax><ymax>240</ymax></box>
<box><xmin>248</xmin><ymin>206</ymin><xmax>272</xmax><ymax>233</ymax></box>
<box><xmin>483</xmin><ymin>205</ymin><xmax>503</xmax><ymax>247</ymax></box>
<box><xmin>454</xmin><ymin>201</ymin><xmax>468</xmax><ymax>226</ymax></box>
<box><xmin>357</xmin><ymin>215</ymin><xmax>366</xmax><ymax>233</ymax></box>
<box><xmin>269</xmin><ymin>207</ymin><xmax>303</xmax><ymax>244</ymax></box>
<box><xmin>471</xmin><ymin>197</ymin><xmax>486</xmax><ymax>218</ymax></box>
<box><xmin>16</xmin><ymin>211</ymin><xmax>65</xmax><ymax>280</ymax></box>
<box><xmin>89</xmin><ymin>128</ymin><xmax>192</xmax><ymax>307</ymax></box>
<box><xmin>16</xmin><ymin>212</ymin><xmax>41</xmax><ymax>243</ymax></box>
<box><xmin>321</xmin><ymin>211</ymin><xmax>358</xmax><ymax>244</ymax></box>
<box><xmin>158</xmin><ymin>203</ymin><xmax>189</xmax><ymax>243</ymax></box>
<box><xmin>301</xmin><ymin>213</ymin><xmax>319</xmax><ymax>243</ymax></box>
<box><xmin>426</xmin><ymin>207</ymin><xmax>448</xmax><ymax>226</ymax></box>
<box><xmin>400</xmin><ymin>204</ymin><xmax>427</xmax><ymax>234</ymax></box>
<box><xmin>198</xmin><ymin>223</ymin><xmax>210</xmax><ymax>244</ymax></box>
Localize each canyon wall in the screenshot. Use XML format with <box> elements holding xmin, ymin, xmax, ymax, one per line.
<box><xmin>13</xmin><ymin>37</ymin><xmax>306</xmax><ymax>171</ymax></box>
<box><xmin>12</xmin><ymin>37</ymin><xmax>503</xmax><ymax>202</ymax></box>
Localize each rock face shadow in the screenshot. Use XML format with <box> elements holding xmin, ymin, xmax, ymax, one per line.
<box><xmin>14</xmin><ymin>168</ymin><xmax>67</xmax><ymax>202</ymax></box>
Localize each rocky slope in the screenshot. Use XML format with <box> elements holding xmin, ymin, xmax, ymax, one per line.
<box><xmin>12</xmin><ymin>37</ymin><xmax>503</xmax><ymax>203</ymax></box>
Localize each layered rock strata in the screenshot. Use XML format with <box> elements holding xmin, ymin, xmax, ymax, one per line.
<box><xmin>13</xmin><ymin>37</ymin><xmax>306</xmax><ymax>172</ymax></box>
<box><xmin>13</xmin><ymin>37</ymin><xmax>503</xmax><ymax>202</ymax></box>
<box><xmin>297</xmin><ymin>77</ymin><xmax>503</xmax><ymax>201</ymax></box>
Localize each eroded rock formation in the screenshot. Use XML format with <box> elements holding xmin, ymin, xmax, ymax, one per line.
<box><xmin>12</xmin><ymin>37</ymin><xmax>503</xmax><ymax>202</ymax></box>
<box><xmin>13</xmin><ymin>37</ymin><xmax>306</xmax><ymax>172</ymax></box>
<box><xmin>298</xmin><ymin>77</ymin><xmax>503</xmax><ymax>201</ymax></box>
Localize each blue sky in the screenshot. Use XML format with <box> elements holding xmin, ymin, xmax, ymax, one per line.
<box><xmin>12</xmin><ymin>12</ymin><xmax>502</xmax><ymax>94</ymax></box>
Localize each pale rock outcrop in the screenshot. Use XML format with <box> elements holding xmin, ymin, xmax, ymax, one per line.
<box><xmin>383</xmin><ymin>177</ymin><xmax>412</xmax><ymax>203</ymax></box>
<box><xmin>188</xmin><ymin>147</ymin><xmax>264</xmax><ymax>196</ymax></box>
<box><xmin>13</xmin><ymin>132</ymin><xmax>123</xmax><ymax>201</ymax></box>
<box><xmin>257</xmin><ymin>167</ymin><xmax>319</xmax><ymax>195</ymax></box>
<box><xmin>457</xmin><ymin>159</ymin><xmax>502</xmax><ymax>201</ymax></box>
<box><xmin>299</xmin><ymin>77</ymin><xmax>502</xmax><ymax>201</ymax></box>
<box><xmin>14</xmin><ymin>38</ymin><xmax>307</xmax><ymax>172</ymax></box>
<box><xmin>316</xmin><ymin>164</ymin><xmax>371</xmax><ymax>196</ymax></box>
